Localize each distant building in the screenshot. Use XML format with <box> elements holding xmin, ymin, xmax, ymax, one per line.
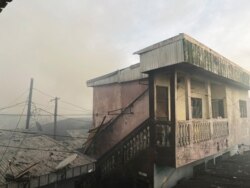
<box><xmin>0</xmin><ymin>132</ymin><xmax>95</xmax><ymax>188</ymax></box>
<box><xmin>84</xmin><ymin>33</ymin><xmax>250</xmax><ymax>188</ymax></box>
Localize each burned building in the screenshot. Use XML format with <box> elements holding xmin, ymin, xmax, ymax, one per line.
<box><xmin>84</xmin><ymin>33</ymin><xmax>250</xmax><ymax>188</ymax></box>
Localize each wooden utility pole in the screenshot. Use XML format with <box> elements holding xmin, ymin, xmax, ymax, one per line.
<box><xmin>25</xmin><ymin>78</ymin><xmax>34</xmax><ymax>129</ymax></box>
<box><xmin>53</xmin><ymin>97</ymin><xmax>59</xmax><ymax>140</ymax></box>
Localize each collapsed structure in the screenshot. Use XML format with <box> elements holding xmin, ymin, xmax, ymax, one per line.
<box><xmin>84</xmin><ymin>33</ymin><xmax>250</xmax><ymax>188</ymax></box>
<box><xmin>0</xmin><ymin>132</ymin><xmax>95</xmax><ymax>188</ymax></box>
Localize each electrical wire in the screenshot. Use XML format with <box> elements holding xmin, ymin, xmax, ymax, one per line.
<box><xmin>0</xmin><ymin>101</ymin><xmax>27</xmax><ymax>111</ymax></box>
<box><xmin>0</xmin><ymin>128</ymin><xmax>88</xmax><ymax>139</ymax></box>
<box><xmin>0</xmin><ymin>104</ymin><xmax>26</xmax><ymax>161</ymax></box>
<box><xmin>33</xmin><ymin>88</ymin><xmax>54</xmax><ymax>99</ymax></box>
<box><xmin>5</xmin><ymin>89</ymin><xmax>28</xmax><ymax>106</ymax></box>
<box><xmin>60</xmin><ymin>100</ymin><xmax>91</xmax><ymax>112</ymax></box>
<box><xmin>0</xmin><ymin>102</ymin><xmax>27</xmax><ymax>179</ymax></box>
<box><xmin>33</xmin><ymin>88</ymin><xmax>91</xmax><ymax>111</ymax></box>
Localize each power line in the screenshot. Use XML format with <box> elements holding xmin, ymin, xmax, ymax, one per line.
<box><xmin>33</xmin><ymin>87</ymin><xmax>92</xmax><ymax>113</ymax></box>
<box><xmin>0</xmin><ymin>113</ymin><xmax>50</xmax><ymax>116</ymax></box>
<box><xmin>60</xmin><ymin>100</ymin><xmax>91</xmax><ymax>112</ymax></box>
<box><xmin>0</xmin><ymin>128</ymin><xmax>88</xmax><ymax>139</ymax></box>
<box><xmin>33</xmin><ymin>88</ymin><xmax>54</xmax><ymax>98</ymax></box>
<box><xmin>0</xmin><ymin>101</ymin><xmax>27</xmax><ymax>111</ymax></box>
<box><xmin>0</xmin><ymin>114</ymin><xmax>93</xmax><ymax>122</ymax></box>
<box><xmin>0</xmin><ymin>102</ymin><xmax>27</xmax><ymax>179</ymax></box>
<box><xmin>0</xmin><ymin>104</ymin><xmax>26</xmax><ymax>161</ymax></box>
<box><xmin>6</xmin><ymin>89</ymin><xmax>28</xmax><ymax>105</ymax></box>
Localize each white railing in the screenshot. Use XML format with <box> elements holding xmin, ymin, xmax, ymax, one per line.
<box><xmin>177</xmin><ymin>119</ymin><xmax>228</xmax><ymax>147</ymax></box>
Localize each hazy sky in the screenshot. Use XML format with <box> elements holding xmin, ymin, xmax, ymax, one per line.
<box><xmin>1</xmin><ymin>0</ymin><xmax>250</xmax><ymax>117</ymax></box>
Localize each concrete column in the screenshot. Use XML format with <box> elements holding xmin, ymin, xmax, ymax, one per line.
<box><xmin>170</xmin><ymin>68</ymin><xmax>177</xmax><ymax>166</ymax></box>
<box><xmin>206</xmin><ymin>81</ymin><xmax>213</xmax><ymax>138</ymax></box>
<box><xmin>206</xmin><ymin>81</ymin><xmax>212</xmax><ymax>119</ymax></box>
<box><xmin>185</xmin><ymin>75</ymin><xmax>192</xmax><ymax>120</ymax></box>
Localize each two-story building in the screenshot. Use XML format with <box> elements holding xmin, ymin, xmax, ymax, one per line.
<box><xmin>84</xmin><ymin>33</ymin><xmax>250</xmax><ymax>188</ymax></box>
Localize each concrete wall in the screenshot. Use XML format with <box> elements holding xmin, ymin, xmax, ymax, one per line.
<box><xmin>176</xmin><ymin>73</ymin><xmax>186</xmax><ymax>121</ymax></box>
<box><xmin>91</xmin><ymin>80</ymin><xmax>149</xmax><ymax>157</ymax></box>
<box><xmin>154</xmin><ymin>164</ymin><xmax>193</xmax><ymax>188</ymax></box>
<box><xmin>93</xmin><ymin>83</ymin><xmax>122</xmax><ymax>128</ymax></box>
<box><xmin>93</xmin><ymin>80</ymin><xmax>148</xmax><ymax>128</ymax></box>
<box><xmin>175</xmin><ymin>72</ymin><xmax>250</xmax><ymax>167</ymax></box>
<box><xmin>226</xmin><ymin>85</ymin><xmax>249</xmax><ymax>145</ymax></box>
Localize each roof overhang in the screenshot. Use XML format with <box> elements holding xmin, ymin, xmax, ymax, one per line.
<box><xmin>134</xmin><ymin>33</ymin><xmax>250</xmax><ymax>89</ymax></box>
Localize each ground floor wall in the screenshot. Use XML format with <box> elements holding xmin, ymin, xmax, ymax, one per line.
<box><xmin>154</xmin><ymin>164</ymin><xmax>193</xmax><ymax>188</ymax></box>
<box><xmin>155</xmin><ymin>145</ymin><xmax>240</xmax><ymax>188</ymax></box>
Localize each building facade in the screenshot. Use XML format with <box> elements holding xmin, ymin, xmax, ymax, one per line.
<box><xmin>85</xmin><ymin>34</ymin><xmax>250</xmax><ymax>188</ymax></box>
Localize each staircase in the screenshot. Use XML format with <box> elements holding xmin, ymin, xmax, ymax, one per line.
<box><xmin>97</xmin><ymin>118</ymin><xmax>152</xmax><ymax>177</ymax></box>
<box><xmin>79</xmin><ymin>88</ymin><xmax>174</xmax><ymax>187</ymax></box>
<box><xmin>76</xmin><ymin>118</ymin><xmax>154</xmax><ymax>188</ymax></box>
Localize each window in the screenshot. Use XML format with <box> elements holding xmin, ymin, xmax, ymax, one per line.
<box><xmin>239</xmin><ymin>100</ymin><xmax>247</xmax><ymax>118</ymax></box>
<box><xmin>156</xmin><ymin>86</ymin><xmax>169</xmax><ymax>120</ymax></box>
<box><xmin>212</xmin><ymin>99</ymin><xmax>224</xmax><ymax>118</ymax></box>
<box><xmin>192</xmin><ymin>98</ymin><xmax>202</xmax><ymax>118</ymax></box>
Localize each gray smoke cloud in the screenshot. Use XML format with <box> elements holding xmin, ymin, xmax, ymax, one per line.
<box><xmin>0</xmin><ymin>0</ymin><xmax>250</xmax><ymax>118</ymax></box>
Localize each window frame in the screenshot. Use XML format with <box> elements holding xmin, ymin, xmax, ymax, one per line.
<box><xmin>191</xmin><ymin>97</ymin><xmax>203</xmax><ymax>119</ymax></box>
<box><xmin>239</xmin><ymin>100</ymin><xmax>247</xmax><ymax>118</ymax></box>
<box><xmin>156</xmin><ymin>85</ymin><xmax>169</xmax><ymax>121</ymax></box>
<box><xmin>212</xmin><ymin>99</ymin><xmax>225</xmax><ymax>118</ymax></box>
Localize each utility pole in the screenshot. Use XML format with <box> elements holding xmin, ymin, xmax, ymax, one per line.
<box><xmin>53</xmin><ymin>97</ymin><xmax>59</xmax><ymax>140</ymax></box>
<box><xmin>25</xmin><ymin>78</ymin><xmax>34</xmax><ymax>129</ymax></box>
<box><xmin>0</xmin><ymin>0</ymin><xmax>13</xmax><ymax>13</ymax></box>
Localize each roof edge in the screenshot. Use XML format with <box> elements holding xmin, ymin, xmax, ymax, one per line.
<box><xmin>86</xmin><ymin>63</ymin><xmax>147</xmax><ymax>87</ymax></box>
<box><xmin>133</xmin><ymin>33</ymin><xmax>185</xmax><ymax>55</ymax></box>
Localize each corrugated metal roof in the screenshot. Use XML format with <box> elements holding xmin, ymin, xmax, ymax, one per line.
<box><xmin>134</xmin><ymin>33</ymin><xmax>184</xmax><ymax>55</ymax></box>
<box><xmin>87</xmin><ymin>63</ymin><xmax>148</xmax><ymax>87</ymax></box>
<box><xmin>87</xmin><ymin>34</ymin><xmax>250</xmax><ymax>88</ymax></box>
<box><xmin>0</xmin><ymin>131</ymin><xmax>95</xmax><ymax>186</ymax></box>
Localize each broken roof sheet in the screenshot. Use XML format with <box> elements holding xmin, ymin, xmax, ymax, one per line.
<box><xmin>0</xmin><ymin>130</ymin><xmax>95</xmax><ymax>186</ymax></box>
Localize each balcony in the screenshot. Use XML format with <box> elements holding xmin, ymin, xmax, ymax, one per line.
<box><xmin>176</xmin><ymin>119</ymin><xmax>229</xmax><ymax>167</ymax></box>
<box><xmin>177</xmin><ymin>119</ymin><xmax>229</xmax><ymax>147</ymax></box>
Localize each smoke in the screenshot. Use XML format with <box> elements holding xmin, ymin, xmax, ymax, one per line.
<box><xmin>0</xmin><ymin>0</ymin><xmax>250</xmax><ymax>115</ymax></box>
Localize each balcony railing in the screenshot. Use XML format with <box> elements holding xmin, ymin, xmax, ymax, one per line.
<box><xmin>177</xmin><ymin>119</ymin><xmax>228</xmax><ymax>147</ymax></box>
<box><xmin>155</xmin><ymin>120</ymin><xmax>173</xmax><ymax>147</ymax></box>
<box><xmin>178</xmin><ymin>121</ymin><xmax>191</xmax><ymax>147</ymax></box>
<box><xmin>213</xmin><ymin>120</ymin><xmax>229</xmax><ymax>138</ymax></box>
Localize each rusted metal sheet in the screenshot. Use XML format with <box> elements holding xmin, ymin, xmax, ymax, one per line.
<box><xmin>135</xmin><ymin>33</ymin><xmax>250</xmax><ymax>88</ymax></box>
<box><xmin>183</xmin><ymin>37</ymin><xmax>250</xmax><ymax>88</ymax></box>
<box><xmin>87</xmin><ymin>70</ymin><xmax>119</xmax><ymax>87</ymax></box>
<box><xmin>139</xmin><ymin>39</ymin><xmax>184</xmax><ymax>73</ymax></box>
<box><xmin>87</xmin><ymin>63</ymin><xmax>147</xmax><ymax>87</ymax></box>
<box><xmin>119</xmin><ymin>63</ymin><xmax>147</xmax><ymax>83</ymax></box>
